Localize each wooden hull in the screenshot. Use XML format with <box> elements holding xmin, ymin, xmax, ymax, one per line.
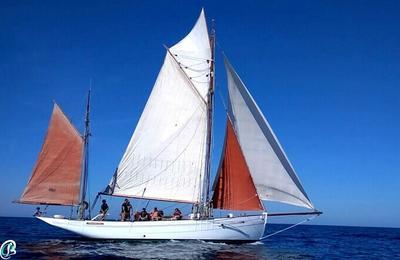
<box><xmin>37</xmin><ymin>214</ymin><xmax>267</xmax><ymax>242</ymax></box>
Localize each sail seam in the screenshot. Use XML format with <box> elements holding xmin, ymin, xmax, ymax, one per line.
<box><xmin>116</xmin><ymin>103</ymin><xmax>205</xmax><ymax>187</ymax></box>
<box><xmin>116</xmin><ymin>108</ymin><xmax>206</xmax><ymax>197</ymax></box>
<box><xmin>263</xmin><ymin>186</ymin><xmax>313</xmax><ymax>208</ymax></box>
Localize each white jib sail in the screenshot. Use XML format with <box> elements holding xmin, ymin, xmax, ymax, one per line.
<box><xmin>224</xmin><ymin>57</ymin><xmax>314</xmax><ymax>209</ymax></box>
<box><xmin>109</xmin><ymin>10</ymin><xmax>211</xmax><ymax>203</ymax></box>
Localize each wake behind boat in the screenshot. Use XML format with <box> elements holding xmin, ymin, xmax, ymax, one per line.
<box><xmin>16</xmin><ymin>9</ymin><xmax>321</xmax><ymax>242</ymax></box>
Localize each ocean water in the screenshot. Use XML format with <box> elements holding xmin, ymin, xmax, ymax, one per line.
<box><xmin>0</xmin><ymin>217</ymin><xmax>399</xmax><ymax>259</ymax></box>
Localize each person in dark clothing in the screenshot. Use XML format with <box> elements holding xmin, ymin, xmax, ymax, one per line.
<box><xmin>33</xmin><ymin>207</ymin><xmax>42</xmax><ymax>217</ymax></box>
<box><xmin>120</xmin><ymin>199</ymin><xmax>132</xmax><ymax>221</ymax></box>
<box><xmin>158</xmin><ymin>210</ymin><xmax>164</xmax><ymax>219</ymax></box>
<box><xmin>172</xmin><ymin>208</ymin><xmax>182</xmax><ymax>220</ymax></box>
<box><xmin>139</xmin><ymin>208</ymin><xmax>149</xmax><ymax>221</ymax></box>
<box><xmin>99</xmin><ymin>199</ymin><xmax>109</xmax><ymax>221</ymax></box>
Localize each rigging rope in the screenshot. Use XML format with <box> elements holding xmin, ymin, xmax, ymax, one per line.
<box><xmin>259</xmin><ymin>215</ymin><xmax>317</xmax><ymax>240</ymax></box>
<box><xmin>90</xmin><ymin>193</ymin><xmax>100</xmax><ymax>212</ymax></box>
<box><xmin>173</xmin><ymin>53</ymin><xmax>212</xmax><ymax>62</ymax></box>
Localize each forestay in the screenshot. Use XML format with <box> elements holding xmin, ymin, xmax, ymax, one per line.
<box><xmin>107</xmin><ymin>10</ymin><xmax>212</xmax><ymax>203</ymax></box>
<box><xmin>224</xmin><ymin>57</ymin><xmax>314</xmax><ymax>209</ymax></box>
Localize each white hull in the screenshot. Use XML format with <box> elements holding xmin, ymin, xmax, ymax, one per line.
<box><xmin>37</xmin><ymin>214</ymin><xmax>267</xmax><ymax>242</ymax></box>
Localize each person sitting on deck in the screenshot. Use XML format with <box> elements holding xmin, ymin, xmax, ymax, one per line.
<box><xmin>120</xmin><ymin>199</ymin><xmax>132</xmax><ymax>221</ymax></box>
<box><xmin>99</xmin><ymin>199</ymin><xmax>109</xmax><ymax>221</ymax></box>
<box><xmin>150</xmin><ymin>207</ymin><xmax>161</xmax><ymax>221</ymax></box>
<box><xmin>33</xmin><ymin>207</ymin><xmax>42</xmax><ymax>217</ymax></box>
<box><xmin>158</xmin><ymin>210</ymin><xmax>164</xmax><ymax>219</ymax></box>
<box><xmin>171</xmin><ymin>208</ymin><xmax>182</xmax><ymax>220</ymax></box>
<box><xmin>134</xmin><ymin>211</ymin><xmax>141</xmax><ymax>221</ymax></box>
<box><xmin>139</xmin><ymin>208</ymin><xmax>149</xmax><ymax>221</ymax></box>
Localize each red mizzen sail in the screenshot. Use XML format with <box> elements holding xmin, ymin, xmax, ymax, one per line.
<box><xmin>19</xmin><ymin>104</ymin><xmax>83</xmax><ymax>205</ymax></box>
<box><xmin>212</xmin><ymin>120</ymin><xmax>263</xmax><ymax>211</ymax></box>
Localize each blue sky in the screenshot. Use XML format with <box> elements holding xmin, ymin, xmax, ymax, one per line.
<box><xmin>0</xmin><ymin>1</ymin><xmax>399</xmax><ymax>228</ymax></box>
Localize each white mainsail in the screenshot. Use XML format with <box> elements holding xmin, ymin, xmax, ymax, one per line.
<box><xmin>224</xmin><ymin>57</ymin><xmax>314</xmax><ymax>209</ymax></box>
<box><xmin>108</xmin><ymin>10</ymin><xmax>212</xmax><ymax>203</ymax></box>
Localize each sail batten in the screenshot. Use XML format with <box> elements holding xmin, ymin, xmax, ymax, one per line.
<box><xmin>108</xmin><ymin>10</ymin><xmax>211</xmax><ymax>203</ymax></box>
<box><xmin>18</xmin><ymin>104</ymin><xmax>84</xmax><ymax>206</ymax></box>
<box><xmin>224</xmin><ymin>56</ymin><xmax>314</xmax><ymax>209</ymax></box>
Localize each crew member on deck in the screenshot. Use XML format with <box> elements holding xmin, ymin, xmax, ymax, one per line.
<box><xmin>150</xmin><ymin>207</ymin><xmax>161</xmax><ymax>221</ymax></box>
<box><xmin>134</xmin><ymin>211</ymin><xmax>141</xmax><ymax>221</ymax></box>
<box><xmin>139</xmin><ymin>208</ymin><xmax>149</xmax><ymax>221</ymax></box>
<box><xmin>99</xmin><ymin>199</ymin><xmax>109</xmax><ymax>221</ymax></box>
<box><xmin>33</xmin><ymin>207</ymin><xmax>42</xmax><ymax>217</ymax></box>
<box><xmin>121</xmin><ymin>199</ymin><xmax>132</xmax><ymax>221</ymax></box>
<box><xmin>172</xmin><ymin>208</ymin><xmax>182</xmax><ymax>220</ymax></box>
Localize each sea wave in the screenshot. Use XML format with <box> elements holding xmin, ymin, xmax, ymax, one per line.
<box><xmin>0</xmin><ymin>217</ymin><xmax>399</xmax><ymax>259</ymax></box>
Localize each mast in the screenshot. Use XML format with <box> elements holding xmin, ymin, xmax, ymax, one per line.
<box><xmin>200</xmin><ymin>19</ymin><xmax>215</xmax><ymax>218</ymax></box>
<box><xmin>79</xmin><ymin>89</ymin><xmax>91</xmax><ymax>220</ymax></box>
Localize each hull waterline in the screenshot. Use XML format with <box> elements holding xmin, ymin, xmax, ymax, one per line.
<box><xmin>37</xmin><ymin>214</ymin><xmax>267</xmax><ymax>242</ymax></box>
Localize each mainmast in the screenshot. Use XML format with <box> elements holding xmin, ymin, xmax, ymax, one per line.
<box><xmin>200</xmin><ymin>20</ymin><xmax>216</xmax><ymax>218</ymax></box>
<box><xmin>79</xmin><ymin>89</ymin><xmax>91</xmax><ymax>220</ymax></box>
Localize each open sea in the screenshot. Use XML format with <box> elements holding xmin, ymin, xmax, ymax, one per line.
<box><xmin>0</xmin><ymin>217</ymin><xmax>399</xmax><ymax>259</ymax></box>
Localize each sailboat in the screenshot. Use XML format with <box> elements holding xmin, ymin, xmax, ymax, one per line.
<box><xmin>16</xmin><ymin>9</ymin><xmax>321</xmax><ymax>242</ymax></box>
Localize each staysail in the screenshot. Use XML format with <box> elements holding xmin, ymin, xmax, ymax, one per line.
<box><xmin>18</xmin><ymin>104</ymin><xmax>84</xmax><ymax>205</ymax></box>
<box><xmin>212</xmin><ymin>119</ymin><xmax>264</xmax><ymax>211</ymax></box>
<box><xmin>223</xmin><ymin>57</ymin><xmax>314</xmax><ymax>209</ymax></box>
<box><xmin>105</xmin><ymin>9</ymin><xmax>212</xmax><ymax>203</ymax></box>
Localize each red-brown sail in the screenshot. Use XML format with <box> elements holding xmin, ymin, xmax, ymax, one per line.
<box><xmin>212</xmin><ymin>120</ymin><xmax>263</xmax><ymax>211</ymax></box>
<box><xmin>19</xmin><ymin>104</ymin><xmax>83</xmax><ymax>205</ymax></box>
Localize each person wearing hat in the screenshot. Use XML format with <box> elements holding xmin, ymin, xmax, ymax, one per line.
<box><xmin>120</xmin><ymin>199</ymin><xmax>132</xmax><ymax>221</ymax></box>
<box><xmin>99</xmin><ymin>199</ymin><xmax>109</xmax><ymax>221</ymax></box>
